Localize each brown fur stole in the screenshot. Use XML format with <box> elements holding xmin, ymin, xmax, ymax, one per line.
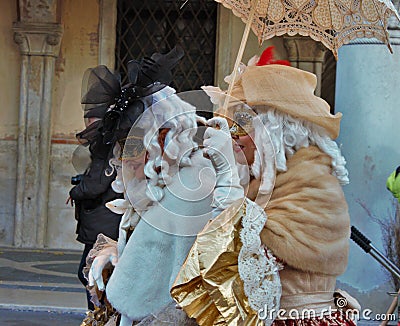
<box><xmin>249</xmin><ymin>146</ymin><xmax>350</xmax><ymax>276</ymax></box>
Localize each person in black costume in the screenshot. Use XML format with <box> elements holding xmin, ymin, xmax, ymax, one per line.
<box><xmin>69</xmin><ymin>114</ymin><xmax>123</xmax><ymax>311</ymax></box>
<box><xmin>70</xmin><ymin>46</ymin><xmax>186</xmax><ymax>313</ymax></box>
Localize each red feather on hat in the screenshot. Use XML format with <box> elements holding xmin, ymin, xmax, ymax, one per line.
<box><xmin>256</xmin><ymin>46</ymin><xmax>291</xmax><ymax>66</ymax></box>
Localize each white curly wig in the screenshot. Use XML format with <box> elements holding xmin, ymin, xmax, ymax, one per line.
<box><xmin>106</xmin><ymin>87</ymin><xmax>201</xmax><ymax>206</ymax></box>
<box><xmin>136</xmin><ymin>92</ymin><xmax>200</xmax><ymax>202</ymax></box>
<box><xmin>253</xmin><ymin>107</ymin><xmax>349</xmax><ymax>186</ymax></box>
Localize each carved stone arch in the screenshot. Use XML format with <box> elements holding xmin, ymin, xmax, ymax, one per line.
<box><xmin>282</xmin><ymin>36</ymin><xmax>337</xmax><ymax>112</ymax></box>
<box><xmin>283</xmin><ymin>36</ymin><xmax>326</xmax><ymax>96</ymax></box>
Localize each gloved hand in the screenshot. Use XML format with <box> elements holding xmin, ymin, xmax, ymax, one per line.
<box><xmin>203</xmin><ymin>117</ymin><xmax>235</xmax><ymax>174</ymax></box>
<box><xmin>203</xmin><ymin>117</ymin><xmax>244</xmax><ymax>216</ymax></box>
<box><xmin>88</xmin><ymin>244</ymin><xmax>118</xmax><ymax>291</ymax></box>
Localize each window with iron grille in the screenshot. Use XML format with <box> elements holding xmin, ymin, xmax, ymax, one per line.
<box><xmin>115</xmin><ymin>0</ymin><xmax>218</xmax><ymax>92</ymax></box>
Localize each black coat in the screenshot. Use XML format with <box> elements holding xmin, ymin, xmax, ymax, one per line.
<box><xmin>69</xmin><ymin>156</ymin><xmax>122</xmax><ymax>245</ymax></box>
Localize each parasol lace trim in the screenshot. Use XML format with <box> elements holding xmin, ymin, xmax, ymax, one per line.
<box><xmin>238</xmin><ymin>199</ymin><xmax>283</xmax><ymax>326</ymax></box>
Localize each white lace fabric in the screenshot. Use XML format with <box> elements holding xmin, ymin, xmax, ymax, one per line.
<box><xmin>238</xmin><ymin>199</ymin><xmax>283</xmax><ymax>326</ymax></box>
<box><xmin>216</xmin><ymin>0</ymin><xmax>400</xmax><ymax>58</ymax></box>
<box><xmin>83</xmin><ymin>233</ymin><xmax>118</xmax><ymax>307</ymax></box>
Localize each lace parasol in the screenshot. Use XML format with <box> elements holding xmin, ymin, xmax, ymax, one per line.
<box><xmin>216</xmin><ymin>0</ymin><xmax>400</xmax><ymax>59</ymax></box>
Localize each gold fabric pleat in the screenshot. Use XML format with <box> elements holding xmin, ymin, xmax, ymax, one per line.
<box><xmin>171</xmin><ymin>200</ymin><xmax>264</xmax><ymax>326</ymax></box>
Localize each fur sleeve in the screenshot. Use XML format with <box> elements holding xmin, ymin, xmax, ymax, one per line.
<box><xmin>260</xmin><ymin>146</ymin><xmax>350</xmax><ymax>276</ymax></box>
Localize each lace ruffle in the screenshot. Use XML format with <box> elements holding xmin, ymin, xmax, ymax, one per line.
<box><xmin>238</xmin><ymin>199</ymin><xmax>283</xmax><ymax>326</ymax></box>
<box><xmin>83</xmin><ymin>234</ymin><xmax>118</xmax><ymax>307</ymax></box>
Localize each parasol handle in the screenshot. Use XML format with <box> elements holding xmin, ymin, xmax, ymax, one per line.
<box><xmin>222</xmin><ymin>0</ymin><xmax>260</xmax><ymax>115</ymax></box>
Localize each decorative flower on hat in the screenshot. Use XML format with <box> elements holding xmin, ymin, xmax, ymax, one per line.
<box><xmin>223</xmin><ymin>46</ymin><xmax>290</xmax><ymax>86</ymax></box>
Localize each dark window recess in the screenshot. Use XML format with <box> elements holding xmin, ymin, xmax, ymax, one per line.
<box><xmin>321</xmin><ymin>50</ymin><xmax>337</xmax><ymax>113</ymax></box>
<box><xmin>115</xmin><ymin>0</ymin><xmax>218</xmax><ymax>92</ymax></box>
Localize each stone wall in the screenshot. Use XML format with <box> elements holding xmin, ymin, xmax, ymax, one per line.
<box><xmin>50</xmin><ymin>0</ymin><xmax>100</xmax><ymax>249</ymax></box>
<box><xmin>47</xmin><ymin>143</ymin><xmax>81</xmax><ymax>250</ymax></box>
<box><xmin>47</xmin><ymin>0</ymin><xmax>100</xmax><ymax>249</ymax></box>
<box><xmin>52</xmin><ymin>0</ymin><xmax>100</xmax><ymax>137</ymax></box>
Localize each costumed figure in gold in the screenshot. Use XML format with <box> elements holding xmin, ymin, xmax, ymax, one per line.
<box><xmin>171</xmin><ymin>47</ymin><xmax>360</xmax><ymax>326</ymax></box>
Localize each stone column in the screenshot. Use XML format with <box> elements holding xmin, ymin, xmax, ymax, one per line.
<box><xmin>333</xmin><ymin>0</ymin><xmax>400</xmax><ymax>309</ymax></box>
<box><xmin>99</xmin><ymin>0</ymin><xmax>117</xmax><ymax>67</ymax></box>
<box><xmin>388</xmin><ymin>0</ymin><xmax>400</xmax><ymax>47</ymax></box>
<box><xmin>12</xmin><ymin>0</ymin><xmax>63</xmax><ymax>247</ymax></box>
<box><xmin>283</xmin><ymin>36</ymin><xmax>327</xmax><ymax>96</ymax></box>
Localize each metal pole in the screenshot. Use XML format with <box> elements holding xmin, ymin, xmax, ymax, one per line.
<box><xmin>351</xmin><ymin>226</ymin><xmax>400</xmax><ymax>281</ymax></box>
